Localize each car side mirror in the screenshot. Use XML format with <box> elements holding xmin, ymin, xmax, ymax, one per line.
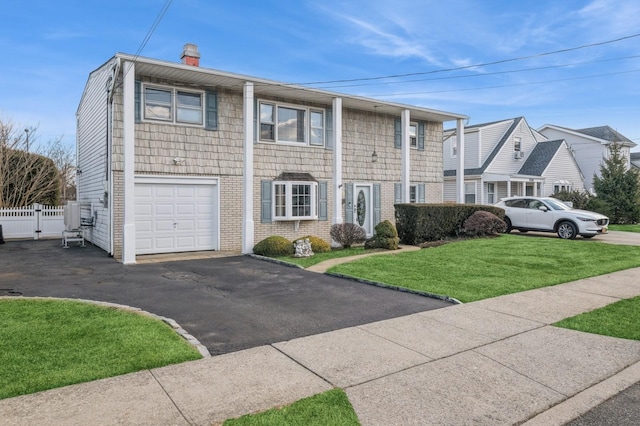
<box><xmin>538</xmin><ymin>206</ymin><xmax>548</xmax><ymax>212</ymax></box>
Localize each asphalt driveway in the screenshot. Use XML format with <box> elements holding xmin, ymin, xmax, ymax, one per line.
<box><xmin>0</xmin><ymin>239</ymin><xmax>451</xmax><ymax>355</ymax></box>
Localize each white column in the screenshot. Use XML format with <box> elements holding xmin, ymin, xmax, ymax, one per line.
<box><xmin>242</xmin><ymin>82</ymin><xmax>255</xmax><ymax>254</ymax></box>
<box><xmin>401</xmin><ymin>109</ymin><xmax>410</xmax><ymax>202</ymax></box>
<box><xmin>507</xmin><ymin>180</ymin><xmax>512</xmax><ymax>197</ymax></box>
<box><xmin>456</xmin><ymin>118</ymin><xmax>465</xmax><ymax>204</ymax></box>
<box><xmin>332</xmin><ymin>97</ymin><xmax>343</xmax><ymax>224</ymax></box>
<box><xmin>122</xmin><ymin>61</ymin><xmax>136</xmax><ymax>264</ymax></box>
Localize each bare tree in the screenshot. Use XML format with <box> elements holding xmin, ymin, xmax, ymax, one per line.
<box><xmin>42</xmin><ymin>137</ymin><xmax>76</xmax><ymax>202</ymax></box>
<box><xmin>0</xmin><ymin>117</ymin><xmax>63</xmax><ymax>207</ymax></box>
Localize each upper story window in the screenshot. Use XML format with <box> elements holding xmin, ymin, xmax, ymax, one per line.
<box><xmin>451</xmin><ymin>139</ymin><xmax>457</xmax><ymax>158</ymax></box>
<box><xmin>143</xmin><ymin>85</ymin><xmax>204</xmax><ymax>126</ymax></box>
<box><xmin>409</xmin><ymin>123</ymin><xmax>418</xmax><ymax>148</ymax></box>
<box><xmin>514</xmin><ymin>136</ymin><xmax>522</xmax><ymax>152</ymax></box>
<box><xmin>273</xmin><ymin>181</ymin><xmax>318</xmax><ymax>221</ymax></box>
<box><xmin>259</xmin><ymin>100</ymin><xmax>325</xmax><ymax>146</ymax></box>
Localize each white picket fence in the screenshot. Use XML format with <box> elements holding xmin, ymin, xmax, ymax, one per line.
<box><xmin>0</xmin><ymin>204</ymin><xmax>65</xmax><ymax>239</ymax></box>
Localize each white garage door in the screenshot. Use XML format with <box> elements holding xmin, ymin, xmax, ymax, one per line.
<box><xmin>135</xmin><ymin>181</ymin><xmax>218</xmax><ymax>255</ymax></box>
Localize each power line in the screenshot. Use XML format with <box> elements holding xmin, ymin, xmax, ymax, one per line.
<box><xmin>315</xmin><ymin>55</ymin><xmax>640</xmax><ymax>90</ymax></box>
<box><xmin>122</xmin><ymin>0</ymin><xmax>173</xmax><ymax>78</ymax></box>
<box><xmin>364</xmin><ymin>69</ymin><xmax>640</xmax><ymax>98</ymax></box>
<box><xmin>297</xmin><ymin>32</ymin><xmax>640</xmax><ymax>86</ymax></box>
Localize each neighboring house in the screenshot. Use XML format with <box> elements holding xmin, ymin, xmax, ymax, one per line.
<box><xmin>631</xmin><ymin>152</ymin><xmax>640</xmax><ymax>169</ymax></box>
<box><xmin>537</xmin><ymin>125</ymin><xmax>637</xmax><ymax>192</ymax></box>
<box><xmin>76</xmin><ymin>44</ymin><xmax>467</xmax><ymax>263</ymax></box>
<box><xmin>443</xmin><ymin>117</ymin><xmax>584</xmax><ymax>204</ymax></box>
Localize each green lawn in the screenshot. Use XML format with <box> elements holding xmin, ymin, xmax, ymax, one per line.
<box><xmin>224</xmin><ymin>389</ymin><xmax>359</xmax><ymax>426</ymax></box>
<box><xmin>274</xmin><ymin>247</ymin><xmax>368</xmax><ymax>268</ymax></box>
<box><xmin>609</xmin><ymin>224</ymin><xmax>640</xmax><ymax>233</ymax></box>
<box><xmin>328</xmin><ymin>234</ymin><xmax>640</xmax><ymax>303</ymax></box>
<box><xmin>0</xmin><ymin>299</ymin><xmax>202</xmax><ymax>400</ymax></box>
<box><xmin>555</xmin><ymin>296</ymin><xmax>640</xmax><ymax>340</ymax></box>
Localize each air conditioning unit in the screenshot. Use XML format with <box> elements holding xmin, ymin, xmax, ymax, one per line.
<box><xmin>514</xmin><ymin>151</ymin><xmax>525</xmax><ymax>159</ymax></box>
<box><xmin>64</xmin><ymin>201</ymin><xmax>81</xmax><ymax>230</ymax></box>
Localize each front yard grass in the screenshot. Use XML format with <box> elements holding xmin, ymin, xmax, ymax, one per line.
<box><xmin>609</xmin><ymin>224</ymin><xmax>640</xmax><ymax>233</ymax></box>
<box><xmin>0</xmin><ymin>298</ymin><xmax>202</xmax><ymax>400</ymax></box>
<box><xmin>329</xmin><ymin>234</ymin><xmax>640</xmax><ymax>303</ymax></box>
<box><xmin>555</xmin><ymin>296</ymin><xmax>640</xmax><ymax>341</ymax></box>
<box><xmin>223</xmin><ymin>388</ymin><xmax>359</xmax><ymax>426</ymax></box>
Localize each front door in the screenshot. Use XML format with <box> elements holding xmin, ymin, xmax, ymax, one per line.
<box><xmin>354</xmin><ymin>184</ymin><xmax>373</xmax><ymax>237</ymax></box>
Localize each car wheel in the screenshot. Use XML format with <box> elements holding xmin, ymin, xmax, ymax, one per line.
<box><xmin>557</xmin><ymin>221</ymin><xmax>577</xmax><ymax>239</ymax></box>
<box><xmin>504</xmin><ymin>217</ymin><xmax>512</xmax><ymax>233</ymax></box>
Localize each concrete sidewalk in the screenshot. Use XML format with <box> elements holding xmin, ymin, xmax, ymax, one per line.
<box><xmin>1</xmin><ymin>267</ymin><xmax>639</xmax><ymax>425</ymax></box>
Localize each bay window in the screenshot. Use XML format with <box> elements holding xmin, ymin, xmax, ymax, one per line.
<box><xmin>273</xmin><ymin>181</ymin><xmax>318</xmax><ymax>220</ymax></box>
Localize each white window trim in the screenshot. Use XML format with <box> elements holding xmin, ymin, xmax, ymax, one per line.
<box><xmin>272</xmin><ymin>181</ymin><xmax>318</xmax><ymax>221</ymax></box>
<box><xmin>142</xmin><ymin>83</ymin><xmax>205</xmax><ymax>127</ymax></box>
<box><xmin>464</xmin><ymin>181</ymin><xmax>477</xmax><ymax>204</ymax></box>
<box><xmin>258</xmin><ymin>99</ymin><xmax>325</xmax><ymax>147</ymax></box>
<box><xmin>409</xmin><ymin>185</ymin><xmax>417</xmax><ymax>203</ymax></box>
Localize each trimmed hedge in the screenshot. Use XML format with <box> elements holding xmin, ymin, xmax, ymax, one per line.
<box><xmin>395</xmin><ymin>203</ymin><xmax>505</xmax><ymax>244</ymax></box>
<box><xmin>253</xmin><ymin>236</ymin><xmax>294</xmax><ymax>257</ymax></box>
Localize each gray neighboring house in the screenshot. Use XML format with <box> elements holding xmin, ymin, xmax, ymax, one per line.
<box><xmin>631</xmin><ymin>152</ymin><xmax>640</xmax><ymax>170</ymax></box>
<box><xmin>537</xmin><ymin>125</ymin><xmax>637</xmax><ymax>192</ymax></box>
<box><xmin>76</xmin><ymin>44</ymin><xmax>468</xmax><ymax>263</ymax></box>
<box><xmin>443</xmin><ymin>117</ymin><xmax>584</xmax><ymax>204</ymax></box>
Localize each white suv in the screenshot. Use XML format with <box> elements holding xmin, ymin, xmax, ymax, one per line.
<box><xmin>495</xmin><ymin>197</ymin><xmax>609</xmax><ymax>239</ymax></box>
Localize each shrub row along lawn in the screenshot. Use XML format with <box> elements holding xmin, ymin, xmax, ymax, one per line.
<box><xmin>328</xmin><ymin>234</ymin><xmax>640</xmax><ymax>303</ymax></box>
<box><xmin>0</xmin><ymin>299</ymin><xmax>202</xmax><ymax>400</ymax></box>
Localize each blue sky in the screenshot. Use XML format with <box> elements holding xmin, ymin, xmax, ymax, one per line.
<box><xmin>1</xmin><ymin>0</ymin><xmax>639</xmax><ymax>151</ymax></box>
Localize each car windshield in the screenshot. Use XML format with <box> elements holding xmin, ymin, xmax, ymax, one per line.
<box><xmin>544</xmin><ymin>198</ymin><xmax>571</xmax><ymax>211</ymax></box>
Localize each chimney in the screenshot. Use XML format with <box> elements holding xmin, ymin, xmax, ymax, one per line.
<box><xmin>181</xmin><ymin>43</ymin><xmax>200</xmax><ymax>67</ymax></box>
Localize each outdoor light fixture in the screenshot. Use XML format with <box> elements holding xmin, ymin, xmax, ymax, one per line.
<box><xmin>372</xmin><ymin>150</ymin><xmax>378</xmax><ymax>163</ymax></box>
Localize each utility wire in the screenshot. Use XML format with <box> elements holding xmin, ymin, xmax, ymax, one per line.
<box><xmin>365</xmin><ymin>69</ymin><xmax>640</xmax><ymax>98</ymax></box>
<box><xmin>316</xmin><ymin>55</ymin><xmax>640</xmax><ymax>90</ymax></box>
<box><xmin>122</xmin><ymin>0</ymin><xmax>173</xmax><ymax>79</ymax></box>
<box><xmin>296</xmin><ymin>32</ymin><xmax>640</xmax><ymax>86</ymax></box>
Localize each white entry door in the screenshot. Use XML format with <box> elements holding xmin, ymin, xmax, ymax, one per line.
<box><xmin>134</xmin><ymin>179</ymin><xmax>218</xmax><ymax>255</ymax></box>
<box><xmin>354</xmin><ymin>184</ymin><xmax>373</xmax><ymax>237</ymax></box>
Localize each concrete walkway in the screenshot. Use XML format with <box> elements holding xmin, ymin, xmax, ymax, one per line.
<box><xmin>1</xmin><ymin>266</ymin><xmax>639</xmax><ymax>425</ymax></box>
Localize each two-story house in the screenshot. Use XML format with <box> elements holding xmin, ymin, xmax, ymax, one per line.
<box><xmin>443</xmin><ymin>117</ymin><xmax>584</xmax><ymax>204</ymax></box>
<box><xmin>537</xmin><ymin>125</ymin><xmax>637</xmax><ymax>192</ymax></box>
<box><xmin>76</xmin><ymin>44</ymin><xmax>467</xmax><ymax>263</ymax></box>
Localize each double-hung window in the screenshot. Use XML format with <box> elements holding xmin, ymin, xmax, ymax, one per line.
<box><xmin>409</xmin><ymin>123</ymin><xmax>418</xmax><ymax>148</ymax></box>
<box><xmin>143</xmin><ymin>85</ymin><xmax>204</xmax><ymax>126</ymax></box>
<box><xmin>273</xmin><ymin>181</ymin><xmax>318</xmax><ymax>220</ymax></box>
<box><xmin>258</xmin><ymin>101</ymin><xmax>325</xmax><ymax>146</ymax></box>
<box><xmin>465</xmin><ymin>182</ymin><xmax>476</xmax><ymax>204</ymax></box>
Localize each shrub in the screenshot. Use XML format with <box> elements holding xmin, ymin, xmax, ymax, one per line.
<box><xmin>395</xmin><ymin>203</ymin><xmax>505</xmax><ymax>244</ymax></box>
<box><xmin>551</xmin><ymin>189</ymin><xmax>592</xmax><ymax>210</ymax></box>
<box><xmin>460</xmin><ymin>211</ymin><xmax>506</xmax><ymax>237</ymax></box>
<box><xmin>253</xmin><ymin>236</ymin><xmax>294</xmax><ymax>257</ymax></box>
<box><xmin>330</xmin><ymin>223</ymin><xmax>366</xmax><ymax>248</ymax></box>
<box><xmin>365</xmin><ymin>220</ymin><xmax>400</xmax><ymax>250</ymax></box>
<box><xmin>299</xmin><ymin>235</ymin><xmax>331</xmax><ymax>253</ymax></box>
